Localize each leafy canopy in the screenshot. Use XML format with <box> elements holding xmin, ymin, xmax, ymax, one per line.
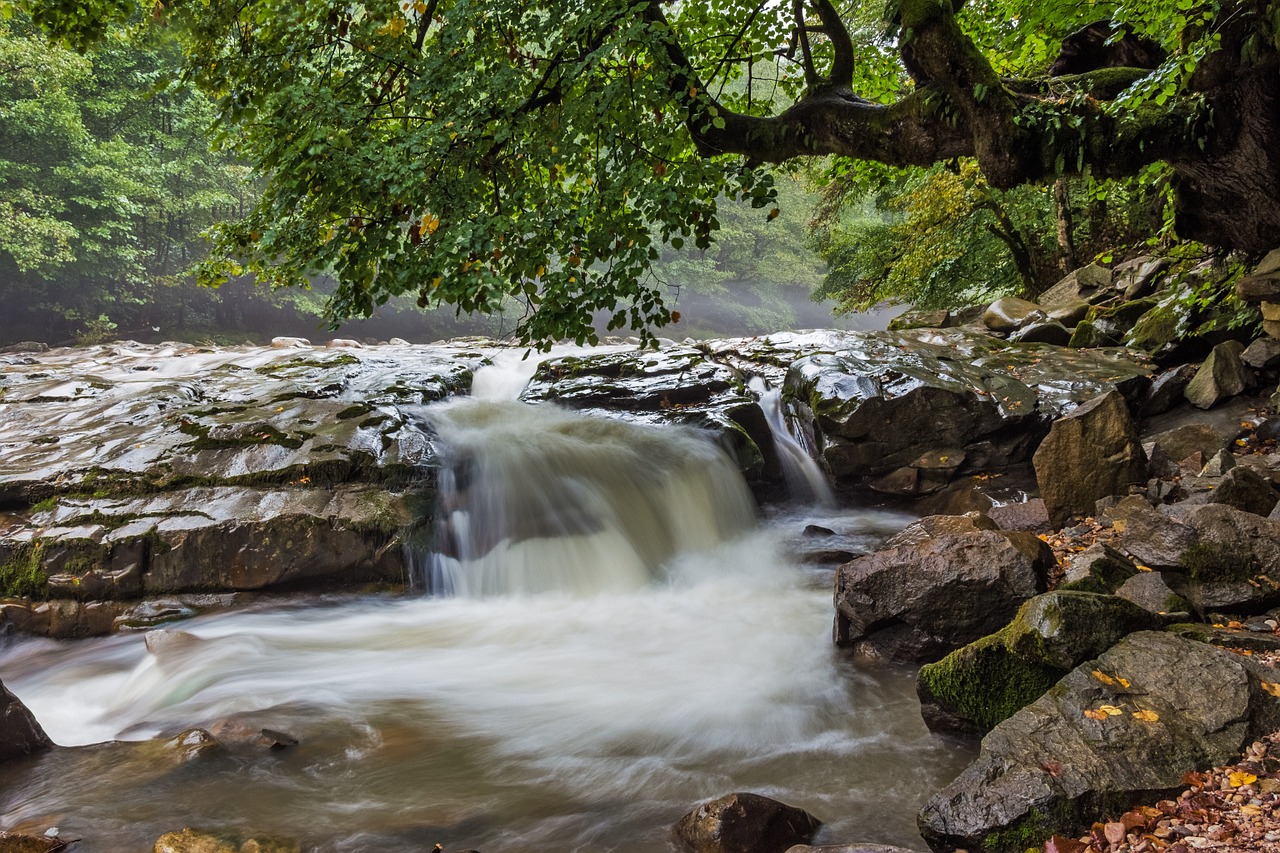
<box><xmin>15</xmin><ymin>0</ymin><xmax>1279</xmax><ymax>344</ymax></box>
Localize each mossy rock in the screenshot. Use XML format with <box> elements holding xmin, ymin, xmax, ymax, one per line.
<box><xmin>0</xmin><ymin>540</ymin><xmax>48</xmax><ymax>598</ymax></box>
<box><xmin>917</xmin><ymin>592</ymin><xmax>1160</xmax><ymax>735</ymax></box>
<box><xmin>1067</xmin><ymin>319</ymin><xmax>1118</xmax><ymax>348</ymax></box>
<box><xmin>1059</xmin><ymin>544</ymin><xmax>1140</xmax><ymax>594</ymax></box>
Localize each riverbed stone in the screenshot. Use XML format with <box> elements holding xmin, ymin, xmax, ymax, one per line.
<box><xmin>1033</xmin><ymin>390</ymin><xmax>1148</xmax><ymax>529</ymax></box>
<box><xmin>983</xmin><ymin>298</ymin><xmax>1044</xmax><ymax>334</ymax></box>
<box><xmin>1059</xmin><ymin>544</ymin><xmax>1139</xmax><ymax>594</ymax></box>
<box><xmin>0</xmin><ymin>678</ymin><xmax>53</xmax><ymax>761</ymax></box>
<box><xmin>916</xmin><ymin>592</ymin><xmax>1159</xmax><ymax>736</ymax></box>
<box><xmin>834</xmin><ymin>527</ymin><xmax>1052</xmax><ymax>662</ymax></box>
<box><xmin>1038</xmin><ymin>264</ymin><xmax>1113</xmax><ymax>308</ymax></box>
<box><xmin>1208</xmin><ymin>465</ymin><xmax>1280</xmax><ymax>516</ymax></box>
<box><xmin>1242</xmin><ymin>337</ymin><xmax>1280</xmax><ymax>369</ymax></box>
<box><xmin>153</xmin><ymin>829</ymin><xmax>300</xmax><ymax>853</ymax></box>
<box><xmin>917</xmin><ymin>631</ymin><xmax>1280</xmax><ymax>853</ymax></box>
<box><xmin>1185</xmin><ymin>341</ymin><xmax>1248</xmax><ymax>408</ymax></box>
<box><xmin>674</xmin><ymin>792</ymin><xmax>822</xmax><ymax>853</ymax></box>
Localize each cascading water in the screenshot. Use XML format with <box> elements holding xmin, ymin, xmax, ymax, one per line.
<box><xmin>0</xmin><ymin>345</ymin><xmax>974</xmax><ymax>852</ymax></box>
<box><xmin>749</xmin><ymin>376</ymin><xmax>835</xmax><ymax>506</ymax></box>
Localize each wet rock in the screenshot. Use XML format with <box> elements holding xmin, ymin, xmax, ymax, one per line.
<box><xmin>1010</xmin><ymin>320</ymin><xmax>1072</xmax><ymax>346</ymax></box>
<box><xmin>0</xmin><ymin>833</ymin><xmax>67</xmax><ymax>852</ymax></box>
<box><xmin>786</xmin><ymin>328</ymin><xmax>1150</xmax><ymax>487</ymax></box>
<box><xmin>1060</xmin><ymin>544</ymin><xmax>1139</xmax><ymax>594</ymax></box>
<box><xmin>1115</xmin><ymin>256</ymin><xmax>1169</xmax><ymax>301</ymax></box>
<box><xmin>1242</xmin><ymin>337</ymin><xmax>1280</xmax><ymax>369</ymax></box>
<box><xmin>1139</xmin><ymin>363</ymin><xmax>1199</xmax><ymax>416</ymax></box>
<box><xmin>167</xmin><ymin>728</ymin><xmax>225</xmax><ymax>763</ymax></box>
<box><xmin>1208</xmin><ymin>465</ymin><xmax>1280</xmax><ymax>516</ymax></box>
<box><xmin>1047</xmin><ymin>301</ymin><xmax>1091</xmax><ymax>328</ymax></box>
<box><xmin>1185</xmin><ymin>341</ymin><xmax>1248</xmax><ymax>409</ymax></box>
<box><xmin>1033</xmin><ymin>390</ymin><xmax>1148</xmax><ymax>529</ymax></box>
<box><xmin>882</xmin><ymin>512</ymin><xmax>998</xmax><ymax>547</ymax></box>
<box><xmin>0</xmin><ymin>678</ymin><xmax>54</xmax><ymax>762</ymax></box>
<box><xmin>674</xmin><ymin>792</ymin><xmax>821</xmax><ymax>853</ymax></box>
<box><xmin>0</xmin><ymin>598</ymin><xmax>121</xmax><ymax>639</ymax></box>
<box><xmin>1201</xmin><ymin>447</ymin><xmax>1236</xmax><ymax>477</ymax></box>
<box><xmin>917</xmin><ymin>592</ymin><xmax>1159</xmax><ymax>736</ymax></box>
<box><xmin>888</xmin><ymin>308</ymin><xmax>949</xmax><ymax>331</ymax></box>
<box><xmin>1038</xmin><ymin>264</ymin><xmax>1113</xmax><ymax>308</ymax></box>
<box><xmin>986</xmin><ymin>499</ymin><xmax>1050</xmax><ymax>533</ymax></box>
<box><xmin>834</xmin><ymin>526</ymin><xmax>1052</xmax><ymax>663</ymax></box>
<box><xmin>0</xmin><ymin>342</ymin><xmax>49</xmax><ymax>354</ymax></box>
<box><xmin>983</xmin><ymin>298</ymin><xmax>1045</xmax><ymax>334</ymax></box>
<box><xmin>1144</xmin><ymin>423</ymin><xmax>1230</xmax><ymax>467</ymax></box>
<box><xmin>269</xmin><ymin>337</ymin><xmax>311</xmax><ymax>348</ymax></box>
<box><xmin>1114</xmin><ymin>571</ymin><xmax>1190</xmax><ymax>616</ymax></box>
<box><xmin>917</xmin><ymin>631</ymin><xmax>1280</xmax><ymax>853</ymax></box>
<box><xmin>1120</xmin><ymin>503</ymin><xmax>1280</xmax><ymax>611</ymax></box>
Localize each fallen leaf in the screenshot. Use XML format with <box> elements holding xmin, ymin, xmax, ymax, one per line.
<box><xmin>1132</xmin><ymin>709</ymin><xmax>1159</xmax><ymax>722</ymax></box>
<box><xmin>1135</xmin><ymin>563</ymin><xmax>1153</xmax><ymax>572</ymax></box>
<box><xmin>1105</xmin><ymin>821</ymin><xmax>1127</xmax><ymax>844</ymax></box>
<box><xmin>1229</xmin><ymin>770</ymin><xmax>1258</xmax><ymax>787</ymax></box>
<box><xmin>1112</xmin><ymin>519</ymin><xmax>1127</xmax><ymax>533</ymax></box>
<box><xmin>1099</xmin><ymin>704</ymin><xmax>1123</xmax><ymax>716</ymax></box>
<box><xmin>1044</xmin><ymin>835</ymin><xmax>1087</xmax><ymax>853</ymax></box>
<box><xmin>1093</xmin><ymin>670</ymin><xmax>1117</xmax><ymax>686</ymax></box>
<box><xmin>1261</xmin><ymin>681</ymin><xmax>1280</xmax><ymax>698</ymax></box>
<box><xmin>1117</xmin><ymin>677</ymin><xmax>1131</xmax><ymax>688</ymax></box>
<box><xmin>1229</xmin><ymin>620</ymin><xmax>1244</xmax><ymax>629</ymax></box>
<box><xmin>1084</xmin><ymin>709</ymin><xmax>1109</xmax><ymax>720</ymax></box>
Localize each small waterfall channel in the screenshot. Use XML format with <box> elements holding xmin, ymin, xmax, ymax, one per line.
<box><xmin>0</xmin><ymin>345</ymin><xmax>973</xmax><ymax>851</ymax></box>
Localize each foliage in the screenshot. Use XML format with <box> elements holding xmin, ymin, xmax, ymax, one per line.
<box><xmin>14</xmin><ymin>0</ymin><xmax>1280</xmax><ymax>343</ymax></box>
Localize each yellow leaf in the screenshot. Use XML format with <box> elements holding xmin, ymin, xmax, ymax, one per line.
<box><xmin>1261</xmin><ymin>681</ymin><xmax>1280</xmax><ymax>698</ymax></box>
<box><xmin>1132</xmin><ymin>709</ymin><xmax>1159</xmax><ymax>722</ymax></box>
<box><xmin>1241</xmin><ymin>804</ymin><xmax>1263</xmax><ymax>816</ymax></box>
<box><xmin>1236</xmin><ymin>438</ymin><xmax>1248</xmax><ymax>446</ymax></box>
<box><xmin>1084</xmin><ymin>709</ymin><xmax>1108</xmax><ymax>720</ymax></box>
<box><xmin>1135</xmin><ymin>564</ymin><xmax>1152</xmax><ymax>572</ymax></box>
<box><xmin>1099</xmin><ymin>705</ymin><xmax>1123</xmax><ymax>716</ymax></box>
<box><xmin>1092</xmin><ymin>671</ymin><xmax>1116</xmax><ymax>686</ymax></box>
<box><xmin>377</xmin><ymin>16</ymin><xmax>406</xmax><ymax>36</ymax></box>
<box><xmin>1229</xmin><ymin>771</ymin><xmax>1258</xmax><ymax>787</ymax></box>
<box><xmin>1112</xmin><ymin>519</ymin><xmax>1127</xmax><ymax>533</ymax></box>
<box><xmin>413</xmin><ymin>0</ymin><xmax>427</xmax><ymax>11</ymax></box>
<box><xmin>1117</xmin><ymin>677</ymin><xmax>1131</xmax><ymax>688</ymax></box>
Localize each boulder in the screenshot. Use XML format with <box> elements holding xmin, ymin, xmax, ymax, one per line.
<box><xmin>1138</xmin><ymin>363</ymin><xmax>1199</xmax><ymax>416</ymax></box>
<box><xmin>674</xmin><ymin>793</ymin><xmax>821</xmax><ymax>853</ymax></box>
<box><xmin>1144</xmin><ymin>423</ymin><xmax>1230</xmax><ymax>466</ymax></box>
<box><xmin>1185</xmin><ymin>341</ymin><xmax>1248</xmax><ymax>409</ymax></box>
<box><xmin>916</xmin><ymin>592</ymin><xmax>1159</xmax><ymax>736</ymax></box>
<box><xmin>917</xmin><ymin>631</ymin><xmax>1280</xmax><ymax>853</ymax></box>
<box><xmin>1114</xmin><ymin>571</ymin><xmax>1191</xmax><ymax>616</ymax></box>
<box><xmin>1114</xmin><ymin>256</ymin><xmax>1169</xmax><ymax>300</ymax></box>
<box><xmin>1242</xmin><ymin>337</ymin><xmax>1280</xmax><ymax>369</ymax></box>
<box><xmin>786</xmin><ymin>328</ymin><xmax>1150</xmax><ymax>487</ymax></box>
<box><xmin>1038</xmin><ymin>264</ymin><xmax>1113</xmax><ymax>308</ymax></box>
<box><xmin>1059</xmin><ymin>544</ymin><xmax>1139</xmax><ymax>594</ymax></box>
<box><xmin>1009</xmin><ymin>320</ymin><xmax>1072</xmax><ymax>346</ymax></box>
<box><xmin>982</xmin><ymin>298</ymin><xmax>1044</xmax><ymax>334</ymax></box>
<box><xmin>987</xmin><ymin>499</ymin><xmax>1050</xmax><ymax>533</ymax></box>
<box><xmin>1033</xmin><ymin>390</ymin><xmax>1148</xmax><ymax>529</ymax></box>
<box><xmin>834</xmin><ymin>526</ymin><xmax>1052</xmax><ymax>662</ymax></box>
<box><xmin>1120</xmin><ymin>503</ymin><xmax>1280</xmax><ymax>611</ymax></box>
<box><xmin>1208</xmin><ymin>465</ymin><xmax>1280</xmax><ymax>516</ymax></box>
<box><xmin>888</xmin><ymin>308</ymin><xmax>950</xmax><ymax>331</ymax></box>
<box><xmin>0</xmin><ymin>679</ymin><xmax>54</xmax><ymax>762</ymax></box>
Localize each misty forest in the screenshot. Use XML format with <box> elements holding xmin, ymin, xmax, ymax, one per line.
<box><xmin>2</xmin><ymin>1</ymin><xmax>1280</xmax><ymax>852</ymax></box>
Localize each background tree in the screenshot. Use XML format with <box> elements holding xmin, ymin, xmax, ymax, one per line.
<box><xmin>18</xmin><ymin>0</ymin><xmax>1280</xmax><ymax>344</ymax></box>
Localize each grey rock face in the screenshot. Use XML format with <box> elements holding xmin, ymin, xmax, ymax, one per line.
<box><xmin>834</xmin><ymin>524</ymin><xmax>1052</xmax><ymax>662</ymax></box>
<box><xmin>1185</xmin><ymin>341</ymin><xmax>1248</xmax><ymax>409</ymax></box>
<box><xmin>1033</xmin><ymin>390</ymin><xmax>1148</xmax><ymax>529</ymax></box>
<box><xmin>918</xmin><ymin>631</ymin><xmax>1280</xmax><ymax>853</ymax></box>
<box><xmin>0</xmin><ymin>679</ymin><xmax>54</xmax><ymax>762</ymax></box>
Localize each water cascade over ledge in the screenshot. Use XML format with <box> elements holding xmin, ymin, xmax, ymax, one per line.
<box><xmin>0</xmin><ymin>344</ymin><xmax>974</xmax><ymax>851</ymax></box>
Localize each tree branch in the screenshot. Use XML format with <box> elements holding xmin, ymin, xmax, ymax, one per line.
<box><xmin>811</xmin><ymin>0</ymin><xmax>855</xmax><ymax>87</ymax></box>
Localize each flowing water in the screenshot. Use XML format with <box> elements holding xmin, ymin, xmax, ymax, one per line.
<box><xmin>0</xmin><ymin>349</ymin><xmax>975</xmax><ymax>851</ymax></box>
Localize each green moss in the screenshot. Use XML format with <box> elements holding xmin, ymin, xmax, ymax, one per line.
<box><xmin>0</xmin><ymin>540</ymin><xmax>48</xmax><ymax>598</ymax></box>
<box><xmin>29</xmin><ymin>496</ymin><xmax>59</xmax><ymax>514</ymax></box>
<box><xmin>920</xmin><ymin>632</ymin><xmax>1068</xmax><ymax>732</ymax></box>
<box><xmin>1181</xmin><ymin>542</ymin><xmax>1261</xmax><ymax>582</ymax></box>
<box><xmin>31</xmin><ymin>435</ymin><xmax>59</xmax><ymax>445</ymax></box>
<box><xmin>254</xmin><ymin>353</ymin><xmax>360</xmax><ymax>375</ymax></box>
<box><xmin>336</xmin><ymin>403</ymin><xmax>373</xmax><ymax>420</ymax></box>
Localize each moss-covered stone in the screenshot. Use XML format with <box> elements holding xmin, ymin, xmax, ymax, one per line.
<box><xmin>917</xmin><ymin>592</ymin><xmax>1161</xmax><ymax>735</ymax></box>
<box><xmin>0</xmin><ymin>540</ymin><xmax>47</xmax><ymax>598</ymax></box>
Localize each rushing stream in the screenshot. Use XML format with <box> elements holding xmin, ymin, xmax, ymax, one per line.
<box><xmin>0</xmin><ymin>348</ymin><xmax>975</xmax><ymax>851</ymax></box>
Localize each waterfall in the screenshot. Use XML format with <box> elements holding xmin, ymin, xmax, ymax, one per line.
<box><xmin>748</xmin><ymin>377</ymin><xmax>834</xmax><ymax>506</ymax></box>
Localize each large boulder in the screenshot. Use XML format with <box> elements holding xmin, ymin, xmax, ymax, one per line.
<box><xmin>1033</xmin><ymin>390</ymin><xmax>1148</xmax><ymax>529</ymax></box>
<box><xmin>918</xmin><ymin>631</ymin><xmax>1280</xmax><ymax>853</ymax></box>
<box><xmin>1119</xmin><ymin>503</ymin><xmax>1280</xmax><ymax>611</ymax></box>
<box><xmin>674</xmin><ymin>793</ymin><xmax>822</xmax><ymax>853</ymax></box>
<box><xmin>1185</xmin><ymin>341</ymin><xmax>1248</xmax><ymax>409</ymax></box>
<box><xmin>0</xmin><ymin>679</ymin><xmax>53</xmax><ymax>762</ymax></box>
<box><xmin>786</xmin><ymin>329</ymin><xmax>1150</xmax><ymax>488</ymax></box>
<box><xmin>834</xmin><ymin>522</ymin><xmax>1053</xmax><ymax>662</ymax></box>
<box><xmin>982</xmin><ymin>297</ymin><xmax>1045</xmax><ymax>334</ymax></box>
<box><xmin>916</xmin><ymin>592</ymin><xmax>1160</xmax><ymax>736</ymax></box>
<box><xmin>1208</xmin><ymin>465</ymin><xmax>1280</xmax><ymax>516</ymax></box>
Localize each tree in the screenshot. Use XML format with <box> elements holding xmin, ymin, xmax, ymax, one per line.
<box><xmin>21</xmin><ymin>0</ymin><xmax>1280</xmax><ymax>344</ymax></box>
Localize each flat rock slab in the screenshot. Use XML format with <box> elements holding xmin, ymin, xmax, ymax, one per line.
<box><xmin>784</xmin><ymin>329</ymin><xmax>1151</xmax><ymax>485</ymax></box>
<box><xmin>918</xmin><ymin>631</ymin><xmax>1280</xmax><ymax>853</ymax></box>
